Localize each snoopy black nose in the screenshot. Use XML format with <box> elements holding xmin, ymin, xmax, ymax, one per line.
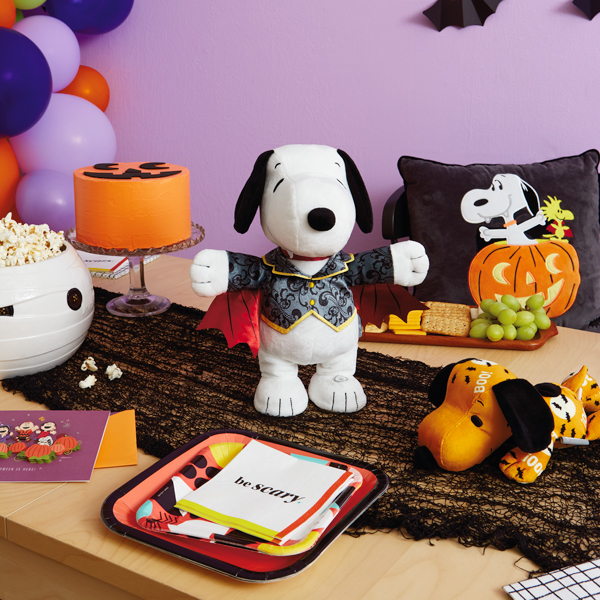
<box><xmin>307</xmin><ymin>208</ymin><xmax>336</xmax><ymax>231</ymax></box>
<box><xmin>474</xmin><ymin>199</ymin><xmax>489</xmax><ymax>207</ymax></box>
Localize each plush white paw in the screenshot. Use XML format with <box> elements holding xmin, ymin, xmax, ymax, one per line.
<box><xmin>190</xmin><ymin>249</ymin><xmax>229</xmax><ymax>297</ymax></box>
<box><xmin>254</xmin><ymin>375</ymin><xmax>309</xmax><ymax>417</ymax></box>
<box><xmin>308</xmin><ymin>373</ymin><xmax>366</xmax><ymax>413</ymax></box>
<box><xmin>390</xmin><ymin>240</ymin><xmax>430</xmax><ymax>287</ymax></box>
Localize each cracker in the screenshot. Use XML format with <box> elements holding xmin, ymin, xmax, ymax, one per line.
<box><xmin>421</xmin><ymin>301</ymin><xmax>471</xmax><ymax>337</ymax></box>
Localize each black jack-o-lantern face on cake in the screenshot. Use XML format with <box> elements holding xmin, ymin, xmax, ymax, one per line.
<box><xmin>83</xmin><ymin>162</ymin><xmax>183</xmax><ymax>180</ymax></box>
<box><xmin>73</xmin><ymin>162</ymin><xmax>191</xmax><ymax>251</ymax></box>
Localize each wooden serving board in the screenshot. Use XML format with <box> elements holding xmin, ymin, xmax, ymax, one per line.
<box><xmin>360</xmin><ymin>322</ymin><xmax>558</xmax><ymax>351</ymax></box>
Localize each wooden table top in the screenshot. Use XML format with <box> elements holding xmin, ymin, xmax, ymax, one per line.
<box><xmin>2</xmin><ymin>254</ymin><xmax>599</xmax><ymax>600</ymax></box>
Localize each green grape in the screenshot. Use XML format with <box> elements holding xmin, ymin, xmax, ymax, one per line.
<box><xmin>526</xmin><ymin>294</ymin><xmax>545</xmax><ymax>311</ymax></box>
<box><xmin>488</xmin><ymin>302</ymin><xmax>508</xmax><ymax>317</ymax></box>
<box><xmin>516</xmin><ymin>324</ymin><xmax>537</xmax><ymax>341</ymax></box>
<box><xmin>486</xmin><ymin>324</ymin><xmax>504</xmax><ymax>342</ymax></box>
<box><xmin>471</xmin><ymin>317</ymin><xmax>492</xmax><ymax>328</ymax></box>
<box><xmin>501</xmin><ymin>294</ymin><xmax>521</xmax><ymax>312</ymax></box>
<box><xmin>497</xmin><ymin>308</ymin><xmax>517</xmax><ymax>325</ymax></box>
<box><xmin>530</xmin><ymin>307</ymin><xmax>547</xmax><ymax>318</ymax></box>
<box><xmin>469</xmin><ymin>322</ymin><xmax>489</xmax><ymax>339</ymax></box>
<box><xmin>479</xmin><ymin>299</ymin><xmax>495</xmax><ymax>313</ymax></box>
<box><xmin>502</xmin><ymin>324</ymin><xmax>517</xmax><ymax>340</ymax></box>
<box><xmin>480</xmin><ymin>312</ymin><xmax>495</xmax><ymax>322</ymax></box>
<box><xmin>514</xmin><ymin>310</ymin><xmax>535</xmax><ymax>327</ymax></box>
<box><xmin>534</xmin><ymin>313</ymin><xmax>552</xmax><ymax>330</ymax></box>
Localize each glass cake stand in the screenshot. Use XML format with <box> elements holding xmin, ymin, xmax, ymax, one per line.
<box><xmin>66</xmin><ymin>224</ymin><xmax>205</xmax><ymax>317</ymax></box>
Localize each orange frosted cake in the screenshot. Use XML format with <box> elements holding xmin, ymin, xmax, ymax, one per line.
<box><xmin>74</xmin><ymin>162</ymin><xmax>191</xmax><ymax>250</ymax></box>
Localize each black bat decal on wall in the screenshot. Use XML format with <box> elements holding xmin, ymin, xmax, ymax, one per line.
<box><xmin>423</xmin><ymin>0</ymin><xmax>504</xmax><ymax>31</ymax></box>
<box><xmin>573</xmin><ymin>0</ymin><xmax>600</xmax><ymax>20</ymax></box>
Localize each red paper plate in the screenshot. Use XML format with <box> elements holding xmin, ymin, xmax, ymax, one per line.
<box><xmin>101</xmin><ymin>429</ymin><xmax>389</xmax><ymax>582</ymax></box>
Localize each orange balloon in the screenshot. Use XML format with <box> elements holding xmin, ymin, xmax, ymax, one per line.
<box><xmin>59</xmin><ymin>65</ymin><xmax>110</xmax><ymax>112</ymax></box>
<box><xmin>0</xmin><ymin>0</ymin><xmax>16</xmax><ymax>28</ymax></box>
<box><xmin>0</xmin><ymin>139</ymin><xmax>20</xmax><ymax>219</ymax></box>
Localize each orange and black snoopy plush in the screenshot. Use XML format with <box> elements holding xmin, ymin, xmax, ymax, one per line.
<box><xmin>415</xmin><ymin>358</ymin><xmax>600</xmax><ymax>483</ymax></box>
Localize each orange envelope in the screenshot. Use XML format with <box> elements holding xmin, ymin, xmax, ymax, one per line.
<box><xmin>95</xmin><ymin>409</ymin><xmax>138</xmax><ymax>469</ymax></box>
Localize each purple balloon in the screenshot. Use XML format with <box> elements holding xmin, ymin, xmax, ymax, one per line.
<box><xmin>0</xmin><ymin>28</ymin><xmax>52</xmax><ymax>138</ymax></box>
<box><xmin>14</xmin><ymin>15</ymin><xmax>80</xmax><ymax>92</ymax></box>
<box><xmin>44</xmin><ymin>0</ymin><xmax>134</xmax><ymax>34</ymax></box>
<box><xmin>16</xmin><ymin>170</ymin><xmax>76</xmax><ymax>232</ymax></box>
<box><xmin>10</xmin><ymin>93</ymin><xmax>117</xmax><ymax>176</ymax></box>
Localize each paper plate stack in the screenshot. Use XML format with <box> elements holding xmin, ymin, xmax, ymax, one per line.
<box><xmin>102</xmin><ymin>430</ymin><xmax>388</xmax><ymax>581</ymax></box>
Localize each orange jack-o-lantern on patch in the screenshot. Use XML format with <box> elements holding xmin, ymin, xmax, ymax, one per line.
<box><xmin>468</xmin><ymin>240</ymin><xmax>581</xmax><ymax>318</ymax></box>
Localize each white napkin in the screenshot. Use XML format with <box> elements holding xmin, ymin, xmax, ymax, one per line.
<box><xmin>175</xmin><ymin>439</ymin><xmax>354</xmax><ymax>544</ymax></box>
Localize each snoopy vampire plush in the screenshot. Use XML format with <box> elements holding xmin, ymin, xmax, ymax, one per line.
<box><xmin>461</xmin><ymin>173</ymin><xmax>547</xmax><ymax>245</ymax></box>
<box><xmin>190</xmin><ymin>144</ymin><xmax>429</xmax><ymax>417</ymax></box>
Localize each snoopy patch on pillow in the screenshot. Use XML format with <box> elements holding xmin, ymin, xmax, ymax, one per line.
<box><xmin>461</xmin><ymin>174</ymin><xmax>581</xmax><ymax>318</ymax></box>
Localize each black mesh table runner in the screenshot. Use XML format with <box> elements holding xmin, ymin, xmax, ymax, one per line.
<box><xmin>4</xmin><ymin>286</ymin><xmax>600</xmax><ymax>572</ymax></box>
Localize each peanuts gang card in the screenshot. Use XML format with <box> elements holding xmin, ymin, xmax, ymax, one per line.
<box><xmin>0</xmin><ymin>410</ymin><xmax>110</xmax><ymax>482</ymax></box>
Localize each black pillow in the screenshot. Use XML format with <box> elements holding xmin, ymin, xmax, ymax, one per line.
<box><xmin>397</xmin><ymin>150</ymin><xmax>600</xmax><ymax>330</ymax></box>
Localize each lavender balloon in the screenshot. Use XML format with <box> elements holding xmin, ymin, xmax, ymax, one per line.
<box><xmin>16</xmin><ymin>170</ymin><xmax>76</xmax><ymax>232</ymax></box>
<box><xmin>14</xmin><ymin>15</ymin><xmax>80</xmax><ymax>92</ymax></box>
<box><xmin>10</xmin><ymin>93</ymin><xmax>117</xmax><ymax>176</ymax></box>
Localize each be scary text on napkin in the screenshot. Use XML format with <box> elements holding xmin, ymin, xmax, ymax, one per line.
<box><xmin>174</xmin><ymin>439</ymin><xmax>355</xmax><ymax>544</ymax></box>
<box><xmin>233</xmin><ymin>476</ymin><xmax>305</xmax><ymax>504</ymax></box>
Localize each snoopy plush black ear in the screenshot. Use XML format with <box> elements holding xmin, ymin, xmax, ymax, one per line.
<box><xmin>427</xmin><ymin>358</ymin><xmax>474</xmax><ymax>407</ymax></box>
<box><xmin>428</xmin><ymin>362</ymin><xmax>459</xmax><ymax>407</ymax></box>
<box><xmin>337</xmin><ymin>149</ymin><xmax>373</xmax><ymax>234</ymax></box>
<box><xmin>234</xmin><ymin>150</ymin><xmax>274</xmax><ymax>234</ymax></box>
<box><xmin>492</xmin><ymin>378</ymin><xmax>554</xmax><ymax>453</ymax></box>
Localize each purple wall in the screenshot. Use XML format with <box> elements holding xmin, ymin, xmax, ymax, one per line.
<box><xmin>78</xmin><ymin>0</ymin><xmax>600</xmax><ymax>258</ymax></box>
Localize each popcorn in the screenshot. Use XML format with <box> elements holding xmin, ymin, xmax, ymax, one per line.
<box><xmin>79</xmin><ymin>374</ymin><xmax>97</xmax><ymax>389</ymax></box>
<box><xmin>105</xmin><ymin>364</ymin><xmax>123</xmax><ymax>380</ymax></box>
<box><xmin>0</xmin><ymin>213</ymin><xmax>66</xmax><ymax>267</ymax></box>
<box><xmin>81</xmin><ymin>357</ymin><xmax>98</xmax><ymax>372</ymax></box>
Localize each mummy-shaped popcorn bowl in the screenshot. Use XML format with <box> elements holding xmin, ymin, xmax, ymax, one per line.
<box><xmin>0</xmin><ymin>243</ymin><xmax>94</xmax><ymax>379</ymax></box>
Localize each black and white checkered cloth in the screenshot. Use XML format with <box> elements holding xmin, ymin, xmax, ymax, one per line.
<box><xmin>505</xmin><ymin>559</ymin><xmax>600</xmax><ymax>599</ymax></box>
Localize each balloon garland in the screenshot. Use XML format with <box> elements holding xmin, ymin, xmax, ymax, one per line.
<box><xmin>0</xmin><ymin>0</ymin><xmax>134</xmax><ymax>232</ymax></box>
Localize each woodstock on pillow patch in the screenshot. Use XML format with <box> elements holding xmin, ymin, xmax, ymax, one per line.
<box><xmin>175</xmin><ymin>439</ymin><xmax>355</xmax><ymax>544</ymax></box>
